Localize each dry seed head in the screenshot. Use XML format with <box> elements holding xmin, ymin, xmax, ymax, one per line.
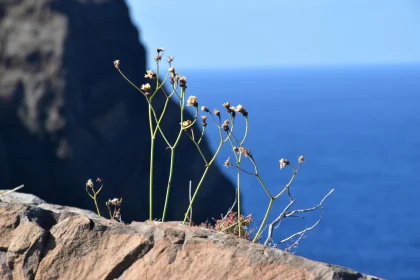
<box><xmin>213</xmin><ymin>109</ymin><xmax>220</xmax><ymax>116</ymax></box>
<box><xmin>201</xmin><ymin>116</ymin><xmax>207</xmax><ymax>122</ymax></box>
<box><xmin>223</xmin><ymin>102</ymin><xmax>230</xmax><ymax>109</ymax></box>
<box><xmin>113</xmin><ymin>60</ymin><xmax>120</xmax><ymax>69</ymax></box>
<box><xmin>141</xmin><ymin>83</ymin><xmax>151</xmax><ymax>92</ymax></box>
<box><xmin>222</xmin><ymin>120</ymin><xmax>229</xmax><ymax>131</ymax></box>
<box><xmin>201</xmin><ymin>105</ymin><xmax>210</xmax><ymax>112</ymax></box>
<box><xmin>167</xmin><ymin>56</ymin><xmax>175</xmax><ymax>63</ymax></box>
<box><xmin>169</xmin><ymin>67</ymin><xmax>175</xmax><ymax>73</ymax></box>
<box><xmin>298</xmin><ymin>155</ymin><xmax>305</xmax><ymax>163</ymax></box>
<box><xmin>179</xmin><ymin>76</ymin><xmax>187</xmax><ymax>89</ymax></box>
<box><xmin>96</xmin><ymin>178</ymin><xmax>102</xmax><ymax>183</ymax></box>
<box><xmin>182</xmin><ymin>120</ymin><xmax>192</xmax><ymax>128</ymax></box>
<box><xmin>235</xmin><ymin>104</ymin><xmax>248</xmax><ymax>116</ymax></box>
<box><xmin>86</xmin><ymin>179</ymin><xmax>94</xmax><ymax>188</ymax></box>
<box><xmin>223</xmin><ymin>157</ymin><xmax>231</xmax><ymax>168</ymax></box>
<box><xmin>229</xmin><ymin>106</ymin><xmax>237</xmax><ymax>117</ymax></box>
<box><xmin>144</xmin><ymin>70</ymin><xmax>155</xmax><ymax>79</ymax></box>
<box><xmin>157</xmin><ymin>47</ymin><xmax>165</xmax><ymax>53</ymax></box>
<box><xmin>154</xmin><ymin>55</ymin><xmax>162</xmax><ymax>62</ymax></box>
<box><xmin>233</xmin><ymin>146</ymin><xmax>239</xmax><ymax>153</ymax></box>
<box><xmin>242</xmin><ymin>148</ymin><xmax>252</xmax><ymax>158</ymax></box>
<box><xmin>187</xmin><ymin>96</ymin><xmax>198</xmax><ymax>107</ymax></box>
<box><xmin>107</xmin><ymin>198</ymin><xmax>123</xmax><ymax>206</ymax></box>
<box><xmin>279</xmin><ymin>158</ymin><xmax>290</xmax><ymax>169</ymax></box>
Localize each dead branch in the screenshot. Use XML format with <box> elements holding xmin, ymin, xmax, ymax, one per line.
<box><xmin>0</xmin><ymin>185</ymin><xmax>24</xmax><ymax>197</ymax></box>
<box><xmin>264</xmin><ymin>189</ymin><xmax>334</xmax><ymax>247</ymax></box>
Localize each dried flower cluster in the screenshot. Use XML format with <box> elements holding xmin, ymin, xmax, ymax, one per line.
<box><xmin>144</xmin><ymin>70</ymin><xmax>156</xmax><ymax>79</ymax></box>
<box><xmin>187</xmin><ymin>96</ymin><xmax>198</xmax><ymax>107</ymax></box>
<box><xmin>85</xmin><ymin>178</ymin><xmax>104</xmax><ymax>217</ymax></box>
<box><xmin>141</xmin><ymin>83</ymin><xmax>151</xmax><ymax>92</ymax></box>
<box><xmin>222</xmin><ymin>120</ymin><xmax>230</xmax><ymax>131</ymax></box>
<box><xmin>113</xmin><ymin>47</ymin><xmax>331</xmax><ymax>248</ymax></box>
<box><xmin>179</xmin><ymin>76</ymin><xmax>187</xmax><ymax>89</ymax></box>
<box><xmin>201</xmin><ymin>116</ymin><xmax>207</xmax><ymax>127</ymax></box>
<box><xmin>106</xmin><ymin>197</ymin><xmax>123</xmax><ymax>221</ymax></box>
<box><xmin>182</xmin><ymin>120</ymin><xmax>192</xmax><ymax>129</ymax></box>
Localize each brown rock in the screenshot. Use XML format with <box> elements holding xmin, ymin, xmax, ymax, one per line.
<box><xmin>0</xmin><ymin>202</ymin><xmax>382</xmax><ymax>280</ymax></box>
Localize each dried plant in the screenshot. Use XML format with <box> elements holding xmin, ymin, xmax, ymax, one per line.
<box><xmin>114</xmin><ymin>49</ymin><xmax>233</xmax><ymax>222</ymax></box>
<box><xmin>106</xmin><ymin>197</ymin><xmax>123</xmax><ymax>222</ymax></box>
<box><xmin>113</xmin><ymin>47</ymin><xmax>333</xmax><ymax>250</ymax></box>
<box><xmin>85</xmin><ymin>178</ymin><xmax>103</xmax><ymax>217</ymax></box>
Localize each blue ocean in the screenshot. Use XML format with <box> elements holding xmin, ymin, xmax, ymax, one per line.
<box><xmin>183</xmin><ymin>65</ymin><xmax>420</xmax><ymax>280</ymax></box>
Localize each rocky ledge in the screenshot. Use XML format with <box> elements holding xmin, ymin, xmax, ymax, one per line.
<box><xmin>0</xmin><ymin>193</ymin><xmax>381</xmax><ymax>280</ymax></box>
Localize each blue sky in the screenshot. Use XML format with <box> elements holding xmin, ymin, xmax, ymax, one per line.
<box><xmin>126</xmin><ymin>0</ymin><xmax>420</xmax><ymax>69</ymax></box>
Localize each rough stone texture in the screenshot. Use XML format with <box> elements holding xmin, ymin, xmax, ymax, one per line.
<box><xmin>0</xmin><ymin>191</ymin><xmax>46</xmax><ymax>205</ymax></box>
<box><xmin>0</xmin><ymin>0</ymin><xmax>235</xmax><ymax>223</ymax></box>
<box><xmin>0</xmin><ymin>201</ymin><xmax>382</xmax><ymax>280</ymax></box>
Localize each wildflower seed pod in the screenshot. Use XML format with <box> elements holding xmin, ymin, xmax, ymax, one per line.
<box><xmin>144</xmin><ymin>70</ymin><xmax>156</xmax><ymax>79</ymax></box>
<box><xmin>222</xmin><ymin>120</ymin><xmax>229</xmax><ymax>131</ymax></box>
<box><xmin>279</xmin><ymin>158</ymin><xmax>290</xmax><ymax>169</ymax></box>
<box><xmin>187</xmin><ymin>96</ymin><xmax>198</xmax><ymax>107</ymax></box>
<box><xmin>223</xmin><ymin>102</ymin><xmax>230</xmax><ymax>109</ymax></box>
<box><xmin>182</xmin><ymin>120</ymin><xmax>192</xmax><ymax>129</ymax></box>
<box><xmin>179</xmin><ymin>76</ymin><xmax>187</xmax><ymax>89</ymax></box>
<box><xmin>141</xmin><ymin>83</ymin><xmax>151</xmax><ymax>92</ymax></box>
<box><xmin>86</xmin><ymin>179</ymin><xmax>94</xmax><ymax>188</ymax></box>
<box><xmin>298</xmin><ymin>155</ymin><xmax>305</xmax><ymax>163</ymax></box>
<box><xmin>113</xmin><ymin>60</ymin><xmax>120</xmax><ymax>69</ymax></box>
<box><xmin>223</xmin><ymin>157</ymin><xmax>231</xmax><ymax>167</ymax></box>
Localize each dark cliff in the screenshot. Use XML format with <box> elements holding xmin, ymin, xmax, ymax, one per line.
<box><xmin>0</xmin><ymin>0</ymin><xmax>235</xmax><ymax>222</ymax></box>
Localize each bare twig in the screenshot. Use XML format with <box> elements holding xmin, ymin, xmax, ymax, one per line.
<box><xmin>264</xmin><ymin>189</ymin><xmax>334</xmax><ymax>247</ymax></box>
<box><xmin>264</xmin><ymin>199</ymin><xmax>296</xmax><ymax>246</ymax></box>
<box><xmin>282</xmin><ymin>207</ymin><xmax>324</xmax><ymax>251</ymax></box>
<box><xmin>0</xmin><ymin>185</ymin><xmax>24</xmax><ymax>197</ymax></box>
<box><xmin>221</xmin><ymin>188</ymin><xmax>238</xmax><ymax>221</ymax></box>
<box><xmin>285</xmin><ymin>189</ymin><xmax>334</xmax><ymax>218</ymax></box>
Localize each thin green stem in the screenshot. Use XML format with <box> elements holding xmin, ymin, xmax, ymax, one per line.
<box><xmin>162</xmin><ymin>149</ymin><xmax>175</xmax><ymax>221</ymax></box>
<box><xmin>185</xmin><ymin>132</ymin><xmax>208</xmax><ymax>165</ymax></box>
<box><xmin>93</xmin><ymin>195</ymin><xmax>101</xmax><ymax>217</ymax></box>
<box><xmin>161</xmin><ymin>88</ymin><xmax>187</xmax><ymax>221</ymax></box>
<box><xmin>252</xmin><ymin>198</ymin><xmax>273</xmax><ymax>243</ymax></box>
<box><xmin>183</xmin><ymin>128</ymin><xmax>225</xmax><ymax>224</ymax></box>
<box><xmin>182</xmin><ymin>166</ymin><xmax>210</xmax><ymax>224</ymax></box>
<box><xmin>237</xmin><ymin>152</ymin><xmax>243</xmax><ymax>237</ymax></box>
<box><xmin>149</xmin><ymin>105</ymin><xmax>155</xmax><ymax>220</ymax></box>
<box><xmin>240</xmin><ymin>116</ymin><xmax>249</xmax><ymax>145</ymax></box>
<box><xmin>197</xmin><ymin>126</ymin><xmax>206</xmax><ymax>144</ymax></box>
<box><xmin>256</xmin><ymin>175</ymin><xmax>273</xmax><ymax>199</ymax></box>
<box><xmin>274</xmin><ymin>163</ymin><xmax>301</xmax><ymax>199</ymax></box>
<box><xmin>117</xmin><ymin>69</ymin><xmax>145</xmax><ymax>94</ymax></box>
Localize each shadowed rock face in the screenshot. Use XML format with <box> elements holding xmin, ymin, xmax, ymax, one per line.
<box><xmin>0</xmin><ymin>0</ymin><xmax>235</xmax><ymax>222</ymax></box>
<box><xmin>0</xmin><ymin>201</ymin><xmax>382</xmax><ymax>280</ymax></box>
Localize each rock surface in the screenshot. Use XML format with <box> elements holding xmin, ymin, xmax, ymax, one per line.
<box><xmin>0</xmin><ymin>199</ymin><xmax>382</xmax><ymax>280</ymax></box>
<box><xmin>0</xmin><ymin>0</ymin><xmax>235</xmax><ymax>223</ymax></box>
